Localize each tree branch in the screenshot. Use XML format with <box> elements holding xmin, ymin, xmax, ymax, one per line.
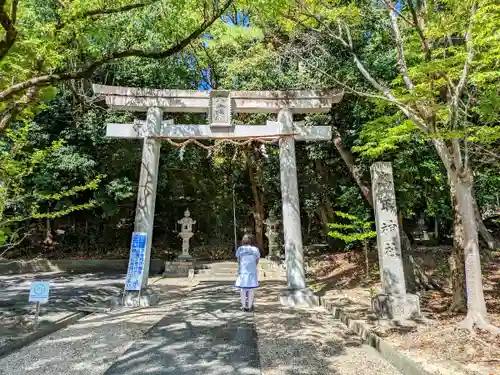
<box><xmin>450</xmin><ymin>3</ymin><xmax>477</xmax><ymax>130</ymax></box>
<box><xmin>333</xmin><ymin>131</ymin><xmax>373</xmax><ymax>206</ymax></box>
<box><xmin>0</xmin><ymin>0</ymin><xmax>233</xmax><ymax>104</ymax></box>
<box><xmin>288</xmin><ymin>4</ymin><xmax>430</xmax><ymax>132</ymax></box>
<box><xmin>406</xmin><ymin>0</ymin><xmax>431</xmax><ymax>60</ymax></box>
<box><xmin>0</xmin><ymin>0</ymin><xmax>19</xmax><ymax>61</ymax></box>
<box><xmin>0</xmin><ymin>228</ymin><xmax>33</xmax><ymax>259</ymax></box>
<box><xmin>76</xmin><ymin>0</ymin><xmax>159</xmax><ymax>19</ymax></box>
<box><xmin>188</xmin><ymin>47</ymin><xmax>216</xmax><ymax>89</ymax></box>
<box><xmin>473</xmin><ymin>144</ymin><xmax>500</xmax><ymax>161</ymax></box>
<box><xmin>381</xmin><ymin>0</ymin><xmax>415</xmax><ymax>27</ymax></box>
<box><xmin>285</xmin><ymin>45</ymin><xmax>384</xmax><ymax>101</ymax></box>
<box><xmin>201</xmin><ymin>44</ymin><xmax>220</xmax><ymax>88</ymax></box>
<box><xmin>0</xmin><ymin>86</ymin><xmax>39</xmax><ymax>131</ymax></box>
<box><xmin>55</xmin><ymin>1</ymin><xmax>162</xmax><ymax>32</ymax></box>
<box><xmin>10</xmin><ymin>0</ymin><xmax>18</xmax><ymax>24</ymax></box>
<box><xmin>385</xmin><ymin>0</ymin><xmax>415</xmax><ymax>90</ymax></box>
<box><xmin>336</xmin><ymin>22</ymin><xmax>432</xmax><ymax>132</ymax></box>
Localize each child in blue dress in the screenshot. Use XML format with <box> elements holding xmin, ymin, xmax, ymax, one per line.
<box><xmin>235</xmin><ymin>234</ymin><xmax>260</xmax><ymax>312</ymax></box>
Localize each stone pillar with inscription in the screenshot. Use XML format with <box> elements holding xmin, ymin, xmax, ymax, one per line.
<box><xmin>370</xmin><ymin>162</ymin><xmax>420</xmax><ymax>321</ymax></box>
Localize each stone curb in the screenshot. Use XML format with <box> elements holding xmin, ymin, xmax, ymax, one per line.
<box><xmin>0</xmin><ymin>311</ymin><xmax>88</xmax><ymax>359</ymax></box>
<box><xmin>0</xmin><ymin>258</ymin><xmax>164</xmax><ymax>275</ymax></box>
<box><xmin>320</xmin><ymin>299</ymin><xmax>433</xmax><ymax>375</ymax></box>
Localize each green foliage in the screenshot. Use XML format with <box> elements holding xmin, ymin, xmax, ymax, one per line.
<box><xmin>0</xmin><ymin>122</ymin><xmax>102</xmax><ymax>247</ymax></box>
<box><xmin>352</xmin><ymin>114</ymin><xmax>420</xmax><ymax>158</ymax></box>
<box><xmin>328</xmin><ymin>211</ymin><xmax>376</xmax><ymax>244</ymax></box>
<box><xmin>1</xmin><ymin>0</ymin><xmax>498</xmax><ymax>260</ymax></box>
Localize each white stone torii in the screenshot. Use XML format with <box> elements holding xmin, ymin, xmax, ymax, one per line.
<box><xmin>93</xmin><ymin>84</ymin><xmax>343</xmax><ymax>307</ymax></box>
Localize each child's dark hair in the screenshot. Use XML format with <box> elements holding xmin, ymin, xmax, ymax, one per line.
<box><xmin>241</xmin><ymin>234</ymin><xmax>255</xmax><ymax>246</ymax></box>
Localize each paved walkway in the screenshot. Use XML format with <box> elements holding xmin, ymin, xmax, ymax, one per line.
<box><xmin>104</xmin><ymin>282</ymin><xmax>260</xmax><ymax>375</ymax></box>
<box><xmin>0</xmin><ymin>278</ymin><xmax>402</xmax><ymax>375</ymax></box>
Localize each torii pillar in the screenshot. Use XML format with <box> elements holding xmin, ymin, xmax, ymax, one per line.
<box><xmin>93</xmin><ymin>85</ymin><xmax>343</xmax><ymax>307</ymax></box>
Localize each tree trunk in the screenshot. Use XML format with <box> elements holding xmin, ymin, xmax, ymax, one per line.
<box><xmin>246</xmin><ymin>152</ymin><xmax>265</xmax><ymax>252</ymax></box>
<box><xmin>448</xmin><ymin>187</ymin><xmax>467</xmax><ymax>312</ymax></box>
<box><xmin>317</xmin><ymin>205</ymin><xmax>330</xmax><ymax>230</ymax></box>
<box><xmin>314</xmin><ymin>159</ymin><xmax>335</xmax><ymax>231</ymax></box>
<box><xmin>399</xmin><ymin>215</ymin><xmax>418</xmax><ymax>292</ymax></box>
<box><xmin>473</xmin><ymin>192</ymin><xmax>499</xmax><ymax>250</ymax></box>
<box><xmin>43</xmin><ymin>214</ymin><xmax>54</xmax><ymax>246</ymax></box>
<box><xmin>253</xmin><ymin>207</ymin><xmax>265</xmax><ymax>253</ymax></box>
<box><xmin>452</xmin><ymin>172</ymin><xmax>495</xmax><ymax>331</ymax></box>
<box><xmin>364</xmin><ymin>240</ymin><xmax>370</xmax><ymax>280</ymax></box>
<box><xmin>333</xmin><ymin>134</ymin><xmax>373</xmax><ymax>206</ymax></box>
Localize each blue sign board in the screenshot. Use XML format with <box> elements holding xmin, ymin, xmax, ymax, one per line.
<box><xmin>125</xmin><ymin>232</ymin><xmax>147</xmax><ymax>291</ymax></box>
<box><xmin>29</xmin><ymin>281</ymin><xmax>50</xmax><ymax>303</ymax></box>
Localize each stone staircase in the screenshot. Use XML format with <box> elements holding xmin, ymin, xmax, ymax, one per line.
<box><xmin>193</xmin><ymin>259</ymin><xmax>286</xmax><ymax>281</ymax></box>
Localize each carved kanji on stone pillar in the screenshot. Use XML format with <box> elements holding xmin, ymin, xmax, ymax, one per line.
<box><xmin>370</xmin><ymin>162</ymin><xmax>421</xmax><ymax>321</ymax></box>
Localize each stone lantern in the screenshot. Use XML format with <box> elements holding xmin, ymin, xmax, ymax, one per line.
<box><xmin>177</xmin><ymin>209</ymin><xmax>196</xmax><ymax>260</ymax></box>
<box><xmin>264</xmin><ymin>212</ymin><xmax>281</xmax><ymax>262</ymax></box>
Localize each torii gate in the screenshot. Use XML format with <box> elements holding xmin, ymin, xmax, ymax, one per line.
<box><xmin>93</xmin><ymin>85</ymin><xmax>343</xmax><ymax>307</ymax></box>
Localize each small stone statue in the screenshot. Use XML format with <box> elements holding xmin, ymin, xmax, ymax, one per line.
<box><xmin>178</xmin><ymin>209</ymin><xmax>196</xmax><ymax>260</ymax></box>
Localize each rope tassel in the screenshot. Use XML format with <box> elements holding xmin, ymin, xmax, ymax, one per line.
<box><xmin>163</xmin><ymin>133</ymin><xmax>295</xmax><ymax>151</ymax></box>
<box><xmin>178</xmin><ymin>146</ymin><xmax>185</xmax><ymax>161</ymax></box>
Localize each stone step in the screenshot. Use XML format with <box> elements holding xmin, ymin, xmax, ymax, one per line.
<box><xmin>196</xmin><ymin>272</ymin><xmax>238</xmax><ymax>277</ymax></box>
<box><xmin>195</xmin><ymin>270</ymin><xmax>238</xmax><ymax>275</ymax></box>
<box><xmin>194</xmin><ymin>275</ymin><xmax>286</xmax><ymax>282</ymax></box>
<box><xmin>164</xmin><ymin>260</ymin><xmax>286</xmax><ymax>280</ymax></box>
<box><xmin>195</xmin><ymin>268</ymin><xmax>285</xmax><ymax>276</ymax></box>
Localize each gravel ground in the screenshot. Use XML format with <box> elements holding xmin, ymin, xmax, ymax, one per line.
<box><xmin>0</xmin><ymin>280</ymin><xmax>192</xmax><ymax>375</ymax></box>
<box><xmin>254</xmin><ymin>282</ymin><xmax>402</xmax><ymax>375</ymax></box>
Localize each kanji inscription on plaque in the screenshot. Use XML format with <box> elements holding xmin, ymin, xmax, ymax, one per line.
<box><xmin>209</xmin><ymin>91</ymin><xmax>231</xmax><ymax>127</ymax></box>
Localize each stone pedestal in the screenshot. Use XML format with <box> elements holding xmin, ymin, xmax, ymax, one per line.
<box><xmin>177</xmin><ymin>253</ymin><xmax>193</xmax><ymax>261</ymax></box>
<box><xmin>279</xmin><ymin>289</ymin><xmax>319</xmax><ymax>308</ymax></box>
<box><xmin>122</xmin><ymin>289</ymin><xmax>159</xmax><ymax>307</ymax></box>
<box><xmin>370</xmin><ymin>162</ymin><xmax>421</xmax><ymax>321</ymax></box>
<box><xmin>371</xmin><ymin>293</ymin><xmax>421</xmax><ymax>321</ymax></box>
<box><xmin>164</xmin><ymin>261</ymin><xmax>195</xmax><ymax>277</ymax></box>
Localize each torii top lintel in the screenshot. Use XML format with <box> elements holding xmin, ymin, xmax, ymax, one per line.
<box><xmin>92</xmin><ymin>84</ymin><xmax>343</xmax><ymax>114</ymax></box>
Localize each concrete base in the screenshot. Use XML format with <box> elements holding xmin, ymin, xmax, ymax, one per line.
<box><xmin>177</xmin><ymin>253</ymin><xmax>193</xmax><ymax>261</ymax></box>
<box><xmin>371</xmin><ymin>293</ymin><xmax>421</xmax><ymax>321</ymax></box>
<box><xmin>279</xmin><ymin>288</ymin><xmax>319</xmax><ymax>308</ymax></box>
<box><xmin>122</xmin><ymin>289</ymin><xmax>159</xmax><ymax>307</ymax></box>
<box><xmin>164</xmin><ymin>261</ymin><xmax>195</xmax><ymax>277</ymax></box>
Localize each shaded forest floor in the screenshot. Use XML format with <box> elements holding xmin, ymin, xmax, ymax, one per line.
<box><xmin>307</xmin><ymin>247</ymin><xmax>500</xmax><ymax>375</ymax></box>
